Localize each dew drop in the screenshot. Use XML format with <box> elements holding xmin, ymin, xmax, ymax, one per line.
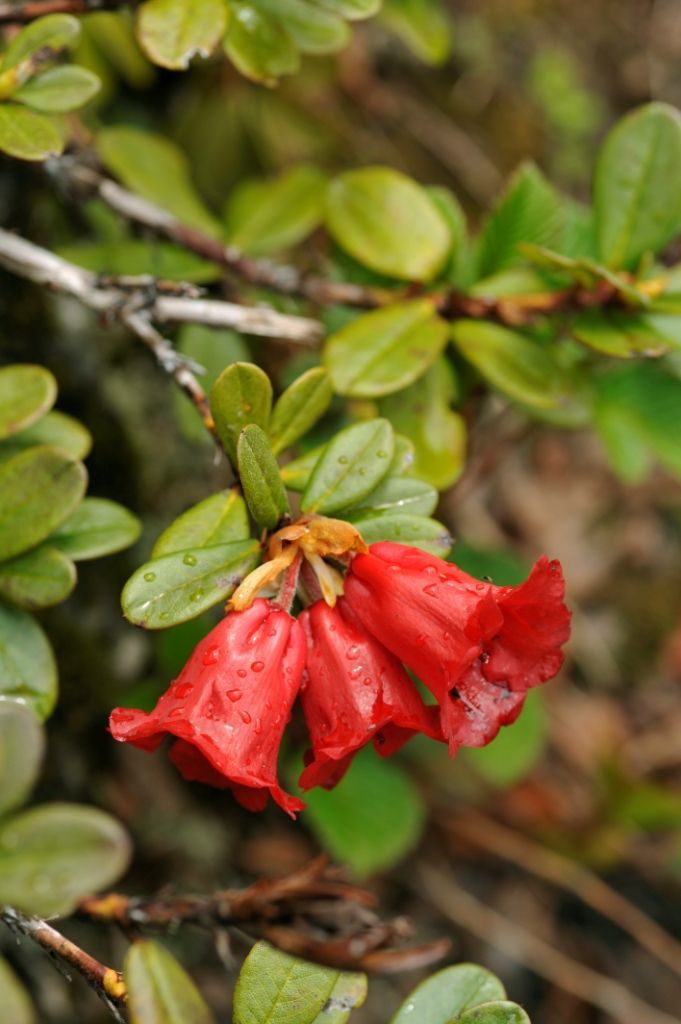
<box><xmin>143</xmin><ymin>572</ymin><xmax>156</xmax><ymax>582</ymax></box>
<box><xmin>265</xmin><ymin>700</ymin><xmax>272</xmax><ymax>710</ymax></box>
<box><xmin>358</xmin><ymin>467</ymin><xmax>366</xmax><ymax>475</ymax></box>
<box><xmin>377</xmin><ymin>449</ymin><xmax>388</xmax><ymax>458</ymax></box>
<box><xmin>422</xmin><ymin>583</ymin><xmax>438</xmax><ymax>597</ymax></box>
<box><xmin>226</xmin><ymin>689</ymin><xmax>242</xmax><ymax>702</ymax></box>
<box><xmin>423</xmin><ymin>565</ymin><xmax>437</xmax><ymax>575</ymax></box>
<box><xmin>415</xmin><ymin>632</ymin><xmax>427</xmax><ymax>647</ymax></box>
<box><xmin>338</xmin><ymin>455</ymin><xmax>349</xmax><ymax>464</ymax></box>
<box><xmin>168</xmin><ymin>706</ymin><xmax>185</xmax><ymax>718</ymax></box>
<box><xmin>475</xmin><ymin>583</ymin><xmax>485</xmax><ymax>591</ymax></box>
<box><xmin>346</xmin><ymin>645</ymin><xmax>360</xmax><ymax>661</ymax></box>
<box><xmin>349</xmin><ymin>665</ymin><xmax>363</xmax><ymax>679</ymax></box>
<box><xmin>267</xmin><ymin>628</ymin><xmax>277</xmax><ymax>637</ymax></box>
<box><xmin>182</xmin><ymin>553</ymin><xmax>197</xmax><ymax>567</ymax></box>
<box><xmin>239</xmin><ymin>710</ymin><xmax>252</xmax><ymax>724</ymax></box>
<box><xmin>251</xmin><ymin>660</ymin><xmax>264</xmax><ymax>673</ymax></box>
<box><xmin>174</xmin><ymin>682</ymin><xmax>192</xmax><ymax>698</ymax></box>
<box><xmin>159</xmin><ymin>611</ymin><xmax>170</xmax><ymax>620</ymax></box>
<box><xmin>190</xmin><ymin>589</ymin><xmax>204</xmax><ymax>602</ymax></box>
<box><xmin>362</xmin><ymin>676</ymin><xmax>373</xmax><ymax>687</ymax></box>
<box><xmin>237</xmin><ymin>668</ymin><xmax>247</xmax><ymax>678</ymax></box>
<box><xmin>254</xmin><ymin>718</ymin><xmax>262</xmax><ymax>735</ymax></box>
<box><xmin>202</xmin><ymin>645</ymin><xmax>219</xmax><ymax>666</ymax></box>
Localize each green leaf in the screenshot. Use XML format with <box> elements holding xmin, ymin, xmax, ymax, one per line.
<box><xmin>269</xmin><ymin>368</ymin><xmax>333</xmax><ymax>455</ymax></box>
<box><xmin>0</xmin><ymin>545</ymin><xmax>76</xmax><ymax>610</ymax></box>
<box><xmin>256</xmin><ymin>0</ymin><xmax>349</xmax><ymax>55</ymax></box>
<box><xmin>237</xmin><ymin>424</ymin><xmax>290</xmax><ymax>531</ymax></box>
<box><xmin>476</xmin><ymin>163</ymin><xmax>563</xmax><ymax>279</ymax></box>
<box><xmin>234</xmin><ymin>940</ymin><xmax>365</xmax><ymax>1024</ymax></box>
<box><xmin>122</xmin><ymin>540</ymin><xmax>260</xmax><ymax>629</ymax></box>
<box><xmin>0</xmin><ymin>410</ymin><xmax>92</xmax><ymax>460</ymax></box>
<box><xmin>0</xmin><ymin>446</ymin><xmax>87</xmax><ymax>560</ymax></box>
<box><xmin>15</xmin><ymin>65</ymin><xmax>100</xmax><ymax>112</ymax></box>
<box><xmin>450</xmin><ymin>320</ymin><xmax>567</xmax><ymax>411</ymax></box>
<box><xmin>0</xmin><ymin>702</ymin><xmax>44</xmax><ymax>817</ymax></box>
<box><xmin>325</xmin><ymin>300</ymin><xmax>448</xmax><ymax>398</ymax></box>
<box><xmin>456</xmin><ymin>1002</ymin><xmax>530</xmax><ymax>1024</ymax></box>
<box><xmin>209</xmin><ymin>362</ymin><xmax>273</xmax><ymax>464</ymax></box>
<box><xmin>125</xmin><ymin>939</ymin><xmax>215</xmax><ymax>1024</ymax></box>
<box><xmin>153</xmin><ymin>490</ymin><xmax>249</xmax><ymax>557</ymax></box>
<box><xmin>594</xmin><ymin>103</ymin><xmax>681</xmax><ymax>270</ymax></box>
<box><xmin>0</xmin><ymin>956</ymin><xmax>36</xmax><ymax>1024</ymax></box>
<box><xmin>391</xmin><ymin>434</ymin><xmax>416</xmax><ymax>475</ymax></box>
<box><xmin>350</xmin><ymin>512</ymin><xmax>452</xmax><ymax>556</ymax></box>
<box><xmin>303</xmin><ymin>747</ymin><xmax>425</xmax><ymax>876</ymax></box>
<box><xmin>280</xmin><ymin>444</ymin><xmax>325</xmax><ymax>491</ymax></box>
<box><xmin>50</xmin><ymin>497</ymin><xmax>142</xmax><ymax>561</ymax></box>
<box><xmin>391</xmin><ymin>963</ymin><xmax>506</xmax><ymax>1024</ymax></box>
<box><xmin>381</xmin><ymin>361</ymin><xmax>466</xmax><ymax>490</ymax></box>
<box><xmin>0</xmin><ymin>365</ymin><xmax>56</xmax><ymax>440</ymax></box>
<box><xmin>314</xmin><ymin>0</ymin><xmax>379</xmax><ymax>16</ymax></box>
<box><xmin>0</xmin><ymin>603</ymin><xmax>57</xmax><ymax>720</ymax></box>
<box><xmin>301</xmin><ymin>418</ymin><xmax>394</xmax><ymax>514</ymax></box>
<box><xmin>379</xmin><ymin>0</ymin><xmax>452</xmax><ymax>64</ymax></box>
<box><xmin>0</xmin><ymin>803</ymin><xmax>130</xmax><ymax>917</ymax></box>
<box><xmin>97</xmin><ymin>126</ymin><xmax>220</xmax><ymax>235</ymax></box>
<box><xmin>1</xmin><ymin>14</ymin><xmax>80</xmax><ymax>71</ymax></box>
<box><xmin>0</xmin><ymin>104</ymin><xmax>63</xmax><ymax>161</ymax></box>
<box><xmin>137</xmin><ymin>0</ymin><xmax>227</xmax><ymax>70</ymax></box>
<box><xmin>346</xmin><ymin>476</ymin><xmax>438</xmax><ymax>517</ymax></box>
<box><xmin>175</xmin><ymin>324</ymin><xmax>249</xmax><ymax>442</ymax></box>
<box><xmin>570</xmin><ymin>309</ymin><xmax>675</xmax><ymax>358</ymax></box>
<box><xmin>225</xmin><ymin>165</ymin><xmax>328</xmax><ymax>256</ymax></box>
<box><xmin>59</xmin><ymin>239</ymin><xmax>219</xmax><ymax>284</ymax></box>
<box><xmin>224</xmin><ymin>3</ymin><xmax>299</xmax><ymax>86</ymax></box>
<box><xmin>310</xmin><ymin>971</ymin><xmax>368</xmax><ymax>1024</ymax></box>
<box><xmin>466</xmin><ymin>692</ymin><xmax>547</xmax><ymax>786</ymax></box>
<box><xmin>428</xmin><ymin>185</ymin><xmax>471</xmax><ymax>286</ymax></box>
<box><xmin>326</xmin><ymin>167</ymin><xmax>451</xmax><ymax>282</ymax></box>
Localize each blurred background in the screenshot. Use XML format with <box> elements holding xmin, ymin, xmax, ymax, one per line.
<box><xmin>1</xmin><ymin>1</ymin><xmax>680</xmax><ymax>1021</ymax></box>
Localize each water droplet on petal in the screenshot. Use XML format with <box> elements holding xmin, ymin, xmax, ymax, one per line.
<box><xmin>168</xmin><ymin>706</ymin><xmax>185</xmax><ymax>718</ymax></box>
<box><xmin>239</xmin><ymin>710</ymin><xmax>252</xmax><ymax>724</ymax></box>
<box><xmin>237</xmin><ymin>668</ymin><xmax>247</xmax><ymax>678</ymax></box>
<box><xmin>349</xmin><ymin>665</ymin><xmax>363</xmax><ymax>679</ymax></box>
<box><xmin>174</xmin><ymin>682</ymin><xmax>192</xmax><ymax>698</ymax></box>
<box><xmin>423</xmin><ymin>565</ymin><xmax>437</xmax><ymax>575</ymax></box>
<box><xmin>202</xmin><ymin>645</ymin><xmax>219</xmax><ymax>666</ymax></box>
<box><xmin>251</xmin><ymin>660</ymin><xmax>264</xmax><ymax>673</ymax></box>
<box><xmin>475</xmin><ymin>583</ymin><xmax>485</xmax><ymax>591</ymax></box>
<box><xmin>346</xmin><ymin>645</ymin><xmax>360</xmax><ymax>661</ymax></box>
<box><xmin>423</xmin><ymin>583</ymin><xmax>438</xmax><ymax>597</ymax></box>
<box><xmin>362</xmin><ymin>676</ymin><xmax>373</xmax><ymax>687</ymax></box>
<box><xmin>226</xmin><ymin>689</ymin><xmax>242</xmax><ymax>702</ymax></box>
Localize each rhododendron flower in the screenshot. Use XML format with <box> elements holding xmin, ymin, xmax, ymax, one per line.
<box><xmin>344</xmin><ymin>542</ymin><xmax>570</xmax><ymax>752</ymax></box>
<box><xmin>297</xmin><ymin>598</ymin><xmax>442</xmax><ymax>790</ymax></box>
<box><xmin>109</xmin><ymin>599</ymin><xmax>305</xmax><ymax>817</ymax></box>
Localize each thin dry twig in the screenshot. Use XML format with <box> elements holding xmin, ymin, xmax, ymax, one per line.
<box><xmin>1</xmin><ymin>907</ymin><xmax>127</xmax><ymax>1023</ymax></box>
<box><xmin>419</xmin><ymin>863</ymin><xmax>680</xmax><ymax>1024</ymax></box>
<box><xmin>440</xmin><ymin>809</ymin><xmax>681</xmax><ymax>980</ymax></box>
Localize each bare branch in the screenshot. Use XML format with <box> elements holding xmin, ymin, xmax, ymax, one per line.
<box><xmin>1</xmin><ymin>908</ymin><xmax>127</xmax><ymax>1023</ymax></box>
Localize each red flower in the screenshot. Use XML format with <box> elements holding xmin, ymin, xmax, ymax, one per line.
<box><xmin>109</xmin><ymin>599</ymin><xmax>305</xmax><ymax>817</ymax></box>
<box><xmin>297</xmin><ymin>598</ymin><xmax>442</xmax><ymax>790</ymax></box>
<box><xmin>344</xmin><ymin>542</ymin><xmax>570</xmax><ymax>752</ymax></box>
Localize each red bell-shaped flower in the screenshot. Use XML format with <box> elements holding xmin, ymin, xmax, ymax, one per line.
<box><xmin>297</xmin><ymin>598</ymin><xmax>442</xmax><ymax>790</ymax></box>
<box><xmin>344</xmin><ymin>542</ymin><xmax>570</xmax><ymax>752</ymax></box>
<box><xmin>109</xmin><ymin>599</ymin><xmax>305</xmax><ymax>817</ymax></box>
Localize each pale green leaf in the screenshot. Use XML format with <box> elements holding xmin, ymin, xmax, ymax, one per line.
<box><xmin>225</xmin><ymin>165</ymin><xmax>328</xmax><ymax>256</ymax></box>
<box><xmin>269</xmin><ymin>367</ymin><xmax>333</xmax><ymax>455</ymax></box>
<box><xmin>0</xmin><ymin>545</ymin><xmax>76</xmax><ymax>610</ymax></box>
<box><xmin>153</xmin><ymin>490</ymin><xmax>249</xmax><ymax>557</ymax></box>
<box><xmin>301</xmin><ymin>418</ymin><xmax>394</xmax><ymax>514</ymax></box>
<box><xmin>15</xmin><ymin>65</ymin><xmax>100</xmax><ymax>112</ymax></box>
<box><xmin>137</xmin><ymin>0</ymin><xmax>227</xmax><ymax>70</ymax></box>
<box><xmin>0</xmin><ymin>603</ymin><xmax>57</xmax><ymax>720</ymax></box>
<box><xmin>50</xmin><ymin>497</ymin><xmax>142</xmax><ymax>561</ymax></box>
<box><xmin>0</xmin><ymin>702</ymin><xmax>44</xmax><ymax>817</ymax></box>
<box><xmin>0</xmin><ymin>104</ymin><xmax>63</xmax><ymax>161</ymax></box>
<box><xmin>125</xmin><ymin>939</ymin><xmax>215</xmax><ymax>1024</ymax></box>
<box><xmin>0</xmin><ymin>364</ymin><xmax>56</xmax><ymax>440</ymax></box>
<box><xmin>391</xmin><ymin>963</ymin><xmax>506</xmax><ymax>1024</ymax></box>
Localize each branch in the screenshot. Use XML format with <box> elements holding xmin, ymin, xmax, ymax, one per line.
<box><xmin>0</xmin><ymin>1</ymin><xmax>133</xmax><ymax>21</ymax></box>
<box><xmin>1</xmin><ymin>907</ymin><xmax>127</xmax><ymax>1023</ymax></box>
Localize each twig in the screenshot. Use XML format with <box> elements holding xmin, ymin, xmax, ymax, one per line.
<box><xmin>0</xmin><ymin>1</ymin><xmax>132</xmax><ymax>21</ymax></box>
<box><xmin>1</xmin><ymin>907</ymin><xmax>127</xmax><ymax>1023</ymax></box>
<box><xmin>0</xmin><ymin>228</ymin><xmax>323</xmax><ymax>343</ymax></box>
<box><xmin>440</xmin><ymin>809</ymin><xmax>681</xmax><ymax>979</ymax></box>
<box><xmin>418</xmin><ymin>863</ymin><xmax>680</xmax><ymax>1024</ymax></box>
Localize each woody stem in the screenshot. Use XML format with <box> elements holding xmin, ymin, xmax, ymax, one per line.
<box><xmin>275</xmin><ymin>551</ymin><xmax>303</xmax><ymax>613</ymax></box>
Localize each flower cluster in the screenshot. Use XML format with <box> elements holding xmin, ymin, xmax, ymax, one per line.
<box><xmin>110</xmin><ymin>526</ymin><xmax>570</xmax><ymax>817</ymax></box>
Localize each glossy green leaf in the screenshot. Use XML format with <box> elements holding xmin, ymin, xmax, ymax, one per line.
<box><xmin>0</xmin><ymin>603</ymin><xmax>56</xmax><ymax>720</ymax></box>
<box><xmin>234</xmin><ymin>940</ymin><xmax>365</xmax><ymax>1024</ymax></box>
<box><xmin>1</xmin><ymin>14</ymin><xmax>80</xmax><ymax>71</ymax></box>
<box><xmin>350</xmin><ymin>512</ymin><xmax>452</xmax><ymax>556</ymax></box>
<box><xmin>50</xmin><ymin>498</ymin><xmax>141</xmax><ymax>561</ymax></box>
<box><xmin>450</xmin><ymin>320</ymin><xmax>567</xmax><ymax>410</ymax></box>
<box><xmin>0</xmin><ymin>545</ymin><xmax>76</xmax><ymax>610</ymax></box>
<box><xmin>379</xmin><ymin>0</ymin><xmax>452</xmax><ymax>64</ymax></box>
<box><xmin>310</xmin><ymin>971</ymin><xmax>368</xmax><ymax>1024</ymax></box>
<box><xmin>0</xmin><ymin>446</ymin><xmax>87</xmax><ymax>560</ymax></box>
<box><xmin>325</xmin><ymin>299</ymin><xmax>448</xmax><ymax>398</ymax></box>
<box><xmin>209</xmin><ymin>362</ymin><xmax>273</xmax><ymax>464</ymax></box>
<box><xmin>0</xmin><ymin>956</ymin><xmax>36</xmax><ymax>1024</ymax></box>
<box><xmin>303</xmin><ymin>747</ymin><xmax>425</xmax><ymax>876</ymax></box>
<box><xmin>0</xmin><ymin>104</ymin><xmax>63</xmax><ymax>160</ymax></box>
<box><xmin>153</xmin><ymin>490</ymin><xmax>249</xmax><ymax>557</ymax></box>
<box><xmin>381</xmin><ymin>361</ymin><xmax>466</xmax><ymax>490</ymax></box>
<box><xmin>456</xmin><ymin>1002</ymin><xmax>530</xmax><ymax>1024</ymax></box>
<box><xmin>15</xmin><ymin>65</ymin><xmax>100</xmax><ymax>112</ymax></box>
<box><xmin>0</xmin><ymin>803</ymin><xmax>130</xmax><ymax>917</ymax></box>
<box><xmin>224</xmin><ymin>3</ymin><xmax>299</xmax><ymax>86</ymax></box>
<box><xmin>0</xmin><ymin>702</ymin><xmax>44</xmax><ymax>817</ymax></box>
<box><xmin>1</xmin><ymin>410</ymin><xmax>92</xmax><ymax>460</ymax></box>
<box><xmin>0</xmin><ymin>365</ymin><xmax>56</xmax><ymax>440</ymax></box>
<box><xmin>476</xmin><ymin>162</ymin><xmax>563</xmax><ymax>279</ymax></box>
<box><xmin>122</xmin><ymin>540</ymin><xmax>260</xmax><ymax>629</ymax></box>
<box><xmin>280</xmin><ymin>443</ymin><xmax>325</xmax><ymax>492</ymax></box>
<box><xmin>595</xmin><ymin>103</ymin><xmax>681</xmax><ymax>269</ymax></box>
<box><xmin>125</xmin><ymin>939</ymin><xmax>215</xmax><ymax>1024</ymax></box>
<box><xmin>269</xmin><ymin>368</ymin><xmax>333</xmax><ymax>455</ymax></box>
<box><xmin>237</xmin><ymin>424</ymin><xmax>290</xmax><ymax>531</ymax></box>
<box><xmin>137</xmin><ymin>0</ymin><xmax>227</xmax><ymax>70</ymax></box>
<box><xmin>391</xmin><ymin>963</ymin><xmax>506</xmax><ymax>1024</ymax></box>
<box><xmin>97</xmin><ymin>126</ymin><xmax>220</xmax><ymax>235</ymax></box>
<box><xmin>466</xmin><ymin>692</ymin><xmax>547</xmax><ymax>786</ymax></box>
<box><xmin>326</xmin><ymin>167</ymin><xmax>451</xmax><ymax>282</ymax></box>
<box><xmin>346</xmin><ymin>476</ymin><xmax>438</xmax><ymax>517</ymax></box>
<box><xmin>225</xmin><ymin>165</ymin><xmax>328</xmax><ymax>256</ymax></box>
<box><xmin>301</xmin><ymin>418</ymin><xmax>394</xmax><ymax>514</ymax></box>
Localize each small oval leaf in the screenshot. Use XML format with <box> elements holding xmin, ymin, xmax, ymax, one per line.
<box><xmin>301</xmin><ymin>418</ymin><xmax>394</xmax><ymax>514</ymax></box>
<box><xmin>152</xmin><ymin>489</ymin><xmax>249</xmax><ymax>557</ymax></box>
<box><xmin>125</xmin><ymin>939</ymin><xmax>215</xmax><ymax>1024</ymax></box>
<box><xmin>0</xmin><ymin>702</ymin><xmax>44</xmax><ymax>817</ymax></box>
<box><xmin>325</xmin><ymin>167</ymin><xmax>451</xmax><ymax>282</ymax></box>
<box><xmin>0</xmin><ymin>956</ymin><xmax>36</xmax><ymax>1024</ymax></box>
<box><xmin>269</xmin><ymin>367</ymin><xmax>333</xmax><ymax>455</ymax></box>
<box><xmin>137</xmin><ymin>0</ymin><xmax>227</xmax><ymax>70</ymax></box>
<box><xmin>457</xmin><ymin>1002</ymin><xmax>531</xmax><ymax>1024</ymax></box>
<box><xmin>391</xmin><ymin>963</ymin><xmax>506</xmax><ymax>1024</ymax></box>
<box><xmin>349</xmin><ymin>512</ymin><xmax>452</xmax><ymax>556</ymax></box>
<box><xmin>50</xmin><ymin>497</ymin><xmax>142</xmax><ymax>561</ymax></box>
<box><xmin>346</xmin><ymin>476</ymin><xmax>438</xmax><ymax>517</ymax></box>
<box><xmin>1</xmin><ymin>410</ymin><xmax>92</xmax><ymax>460</ymax></box>
<box><xmin>14</xmin><ymin>65</ymin><xmax>100</xmax><ymax>112</ymax></box>
<box><xmin>0</xmin><ymin>545</ymin><xmax>76</xmax><ymax>610</ymax></box>
<box><xmin>224</xmin><ymin>2</ymin><xmax>299</xmax><ymax>86</ymax></box>
<box><xmin>209</xmin><ymin>362</ymin><xmax>273</xmax><ymax>464</ymax></box>
<box><xmin>0</xmin><ymin>104</ymin><xmax>63</xmax><ymax>161</ymax></box>
<box><xmin>122</xmin><ymin>541</ymin><xmax>260</xmax><ymax>629</ymax></box>
<box><xmin>237</xmin><ymin>424</ymin><xmax>290</xmax><ymax>531</ymax></box>
<box><xmin>0</xmin><ymin>803</ymin><xmax>130</xmax><ymax>917</ymax></box>
<box><xmin>0</xmin><ymin>365</ymin><xmax>56</xmax><ymax>440</ymax></box>
<box><xmin>1</xmin><ymin>14</ymin><xmax>80</xmax><ymax>70</ymax></box>
<box><xmin>225</xmin><ymin>165</ymin><xmax>328</xmax><ymax>257</ymax></box>
<box><xmin>0</xmin><ymin>601</ymin><xmax>57</xmax><ymax>720</ymax></box>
